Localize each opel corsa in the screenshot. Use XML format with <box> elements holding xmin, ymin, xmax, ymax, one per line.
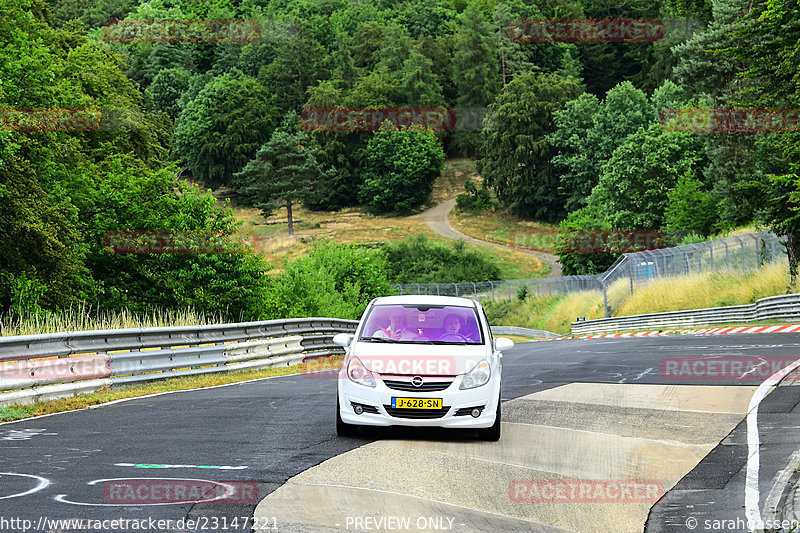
<box><xmin>333</xmin><ymin>295</ymin><xmax>514</xmax><ymax>441</ymax></box>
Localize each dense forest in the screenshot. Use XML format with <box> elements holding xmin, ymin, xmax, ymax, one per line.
<box><xmin>2</xmin><ymin>0</ymin><xmax>799</xmax><ymax>320</ymax></box>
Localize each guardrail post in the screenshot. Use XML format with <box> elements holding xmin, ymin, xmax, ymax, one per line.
<box><xmin>602</xmin><ymin>280</ymin><xmax>610</xmax><ymax>317</ymax></box>
<box><xmin>471</xmin><ymin>281</ymin><xmax>477</xmax><ymax>297</ymax></box>
<box><xmin>489</xmin><ymin>281</ymin><xmax>494</xmax><ymax>300</ymax></box>
<box><xmin>453</xmin><ymin>283</ymin><xmax>459</xmax><ymax>297</ymax></box>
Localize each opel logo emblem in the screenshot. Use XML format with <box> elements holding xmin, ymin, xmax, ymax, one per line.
<box><xmin>411</xmin><ymin>376</ymin><xmax>424</xmax><ymax>387</ymax></box>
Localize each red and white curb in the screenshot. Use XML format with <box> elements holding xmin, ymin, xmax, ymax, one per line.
<box><xmin>529</xmin><ymin>324</ymin><xmax>800</xmax><ymax>342</ymax></box>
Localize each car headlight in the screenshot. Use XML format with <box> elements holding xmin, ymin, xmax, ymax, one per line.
<box><xmin>346</xmin><ymin>357</ymin><xmax>376</xmax><ymax>388</ymax></box>
<box><xmin>459</xmin><ymin>360</ymin><xmax>491</xmax><ymax>389</ymax></box>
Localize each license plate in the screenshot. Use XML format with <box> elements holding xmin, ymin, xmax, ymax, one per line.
<box><xmin>391</xmin><ymin>397</ymin><xmax>442</xmax><ymax>409</ymax></box>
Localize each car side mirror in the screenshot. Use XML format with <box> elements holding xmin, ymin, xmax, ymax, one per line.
<box><xmin>333</xmin><ymin>333</ymin><xmax>352</xmax><ymax>347</ymax></box>
<box><xmin>494</xmin><ymin>337</ymin><xmax>514</xmax><ymax>352</ymax></box>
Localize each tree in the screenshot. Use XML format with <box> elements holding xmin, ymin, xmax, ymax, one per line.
<box><xmin>264</xmin><ymin>240</ymin><xmax>391</xmax><ymax>320</ymax></box>
<box><xmin>664</xmin><ymin>169</ymin><xmax>719</xmax><ymax>235</ymax></box>
<box><xmin>400</xmin><ymin>48</ymin><xmax>446</xmax><ymax>106</ymax></box>
<box><xmin>589</xmin><ymin>124</ymin><xmax>705</xmax><ymax>229</ymax></box>
<box><xmin>357</xmin><ymin>126</ymin><xmax>445</xmax><ymax>213</ymax></box>
<box><xmin>453</xmin><ymin>2</ymin><xmax>501</xmax><ymax>108</ymax></box>
<box><xmin>173</xmin><ymin>70</ymin><xmax>277</xmax><ymax>188</ymax></box>
<box><xmin>146</xmin><ymin>67</ymin><xmax>192</xmax><ymax>119</ymax></box>
<box><xmin>734</xmin><ymin>0</ymin><xmax>800</xmax><ymax>287</ymax></box>
<box><xmin>550</xmin><ymin>82</ymin><xmax>655</xmax><ymax>213</ymax></box>
<box><xmin>480</xmin><ymin>71</ymin><xmax>582</xmax><ymax>221</ymax></box>
<box><xmin>235</xmin><ymin>113</ymin><xmax>333</xmax><ymax>235</ymax></box>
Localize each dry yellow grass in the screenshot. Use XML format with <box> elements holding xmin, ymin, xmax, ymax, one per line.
<box><xmin>1</xmin><ymin>305</ymin><xmax>220</xmax><ymax>337</ymax></box>
<box><xmin>614</xmin><ymin>262</ymin><xmax>795</xmax><ymax>316</ymax></box>
<box><xmin>227</xmin><ymin>160</ymin><xmax>548</xmax><ymax>278</ymax></box>
<box><xmin>489</xmin><ymin>262</ymin><xmax>798</xmax><ymax>334</ymax></box>
<box><xmin>449</xmin><ymin>209</ymin><xmax>560</xmax><ymax>253</ymax></box>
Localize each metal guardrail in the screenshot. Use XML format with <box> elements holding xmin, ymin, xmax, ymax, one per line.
<box><xmin>0</xmin><ymin>318</ymin><xmax>357</xmax><ymax>406</ymax></box>
<box><xmin>570</xmin><ymin>293</ymin><xmax>800</xmax><ymax>335</ymax></box>
<box><xmin>491</xmin><ymin>326</ymin><xmax>560</xmax><ymax>339</ymax></box>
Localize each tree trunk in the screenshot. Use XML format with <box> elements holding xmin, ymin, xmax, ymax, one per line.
<box><xmin>287</xmin><ymin>203</ymin><xmax>294</xmax><ymax>236</ymax></box>
<box><xmin>787</xmin><ymin>230</ymin><xmax>799</xmax><ymax>292</ymax></box>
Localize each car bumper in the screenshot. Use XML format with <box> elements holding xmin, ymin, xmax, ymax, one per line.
<box><xmin>337</xmin><ymin>372</ymin><xmax>501</xmax><ymax>429</ymax></box>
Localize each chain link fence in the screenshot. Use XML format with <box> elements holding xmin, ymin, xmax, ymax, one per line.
<box><xmin>391</xmin><ymin>231</ymin><xmax>787</xmax><ymax>316</ymax></box>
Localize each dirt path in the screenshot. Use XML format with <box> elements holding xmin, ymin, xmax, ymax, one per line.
<box><xmin>420</xmin><ymin>198</ymin><xmax>562</xmax><ymax>277</ymax></box>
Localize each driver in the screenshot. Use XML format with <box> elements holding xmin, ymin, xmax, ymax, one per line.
<box><xmin>373</xmin><ymin>310</ymin><xmax>416</xmax><ymax>340</ymax></box>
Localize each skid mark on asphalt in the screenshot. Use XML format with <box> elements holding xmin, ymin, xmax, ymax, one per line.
<box><xmin>254</xmin><ymin>384</ymin><xmax>760</xmax><ymax>532</ymax></box>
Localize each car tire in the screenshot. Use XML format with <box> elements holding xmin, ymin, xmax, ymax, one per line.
<box><xmin>477</xmin><ymin>398</ymin><xmax>501</xmax><ymax>441</ymax></box>
<box><xmin>336</xmin><ymin>397</ymin><xmax>359</xmax><ymax>437</ymax></box>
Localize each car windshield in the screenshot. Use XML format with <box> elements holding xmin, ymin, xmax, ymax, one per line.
<box><xmin>359</xmin><ymin>304</ymin><xmax>484</xmax><ymax>344</ymax></box>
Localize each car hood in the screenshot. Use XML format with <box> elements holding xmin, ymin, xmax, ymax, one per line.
<box><xmin>349</xmin><ymin>342</ymin><xmax>490</xmax><ymax>376</ymax></box>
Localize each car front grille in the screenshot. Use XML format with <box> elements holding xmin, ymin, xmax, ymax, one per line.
<box><xmin>382</xmin><ymin>379</ymin><xmax>453</xmax><ymax>392</ymax></box>
<box><xmin>383</xmin><ymin>406</ymin><xmax>451</xmax><ymax>419</ymax></box>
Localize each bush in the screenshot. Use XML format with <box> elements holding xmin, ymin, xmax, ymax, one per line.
<box><xmin>455</xmin><ymin>179</ymin><xmax>497</xmax><ymax>212</ymax></box>
<box><xmin>516</xmin><ymin>284</ymin><xmax>528</xmax><ymax>301</ymax></box>
<box><xmin>383</xmin><ymin>234</ymin><xmax>501</xmax><ymax>283</ymax></box>
<box><xmin>264</xmin><ymin>240</ymin><xmax>392</xmax><ymax>320</ymax></box>
<box><xmin>555</xmin><ymin>205</ymin><xmax>618</xmax><ymax>275</ymax></box>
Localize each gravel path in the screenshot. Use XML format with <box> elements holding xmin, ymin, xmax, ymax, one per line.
<box><xmin>420</xmin><ymin>198</ymin><xmax>562</xmax><ymax>277</ymax></box>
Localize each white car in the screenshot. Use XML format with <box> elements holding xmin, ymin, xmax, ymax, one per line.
<box><xmin>333</xmin><ymin>295</ymin><xmax>514</xmax><ymax>441</ymax></box>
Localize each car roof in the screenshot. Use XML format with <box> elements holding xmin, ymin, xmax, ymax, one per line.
<box><xmin>370</xmin><ymin>295</ymin><xmax>478</xmax><ymax>307</ymax></box>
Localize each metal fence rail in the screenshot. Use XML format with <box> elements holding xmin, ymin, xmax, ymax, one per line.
<box><xmin>392</xmin><ymin>231</ymin><xmax>787</xmax><ymax>318</ymax></box>
<box><xmin>570</xmin><ymin>293</ymin><xmax>800</xmax><ymax>335</ymax></box>
<box><xmin>0</xmin><ymin>318</ymin><xmax>357</xmax><ymax>406</ymax></box>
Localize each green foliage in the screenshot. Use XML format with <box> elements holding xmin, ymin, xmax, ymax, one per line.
<box><xmin>455</xmin><ymin>179</ymin><xmax>496</xmax><ymax>212</ymax></box>
<box><xmin>664</xmin><ymin>170</ymin><xmax>719</xmax><ymax>236</ymax></box>
<box><xmin>358</xmin><ymin>127</ymin><xmax>445</xmax><ymax>213</ymax></box>
<box><xmin>555</xmin><ymin>205</ymin><xmax>616</xmax><ymax>276</ymax></box>
<box><xmin>383</xmin><ymin>234</ymin><xmax>501</xmax><ymax>283</ymax></box>
<box><xmin>146</xmin><ymin>67</ymin><xmax>192</xmax><ymax>120</ymax></box>
<box><xmin>264</xmin><ymin>240</ymin><xmax>391</xmax><ymax>320</ymax></box>
<box><xmin>235</xmin><ymin>112</ymin><xmax>334</xmax><ymax>235</ymax></box>
<box><xmin>174</xmin><ymin>70</ymin><xmax>277</xmax><ymax>188</ymax></box>
<box><xmin>589</xmin><ymin>124</ymin><xmax>705</xmax><ymax>229</ymax></box>
<box><xmin>480</xmin><ymin>71</ymin><xmax>582</xmax><ymax>221</ymax></box>
<box><xmin>516</xmin><ymin>284</ymin><xmax>528</xmax><ymax>302</ymax></box>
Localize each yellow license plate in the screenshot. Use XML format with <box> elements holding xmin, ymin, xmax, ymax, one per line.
<box><xmin>392</xmin><ymin>397</ymin><xmax>443</xmax><ymax>409</ymax></box>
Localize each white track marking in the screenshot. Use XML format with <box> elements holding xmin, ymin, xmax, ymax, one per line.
<box><xmin>0</xmin><ymin>473</ymin><xmax>51</xmax><ymax>499</ymax></box>
<box><xmin>745</xmin><ymin>357</ymin><xmax>800</xmax><ymax>531</ymax></box>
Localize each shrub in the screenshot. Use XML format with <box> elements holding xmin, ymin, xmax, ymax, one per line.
<box><xmin>455</xmin><ymin>179</ymin><xmax>497</xmax><ymax>212</ymax></box>
<box><xmin>264</xmin><ymin>240</ymin><xmax>392</xmax><ymax>320</ymax></box>
<box><xmin>383</xmin><ymin>234</ymin><xmax>501</xmax><ymax>283</ymax></box>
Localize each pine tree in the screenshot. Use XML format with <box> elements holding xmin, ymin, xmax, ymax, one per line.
<box><xmin>235</xmin><ymin>113</ymin><xmax>334</xmax><ymax>236</ymax></box>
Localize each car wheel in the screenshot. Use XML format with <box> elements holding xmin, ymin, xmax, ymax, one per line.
<box><xmin>336</xmin><ymin>397</ymin><xmax>359</xmax><ymax>437</ymax></box>
<box><xmin>477</xmin><ymin>398</ymin><xmax>501</xmax><ymax>441</ymax></box>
